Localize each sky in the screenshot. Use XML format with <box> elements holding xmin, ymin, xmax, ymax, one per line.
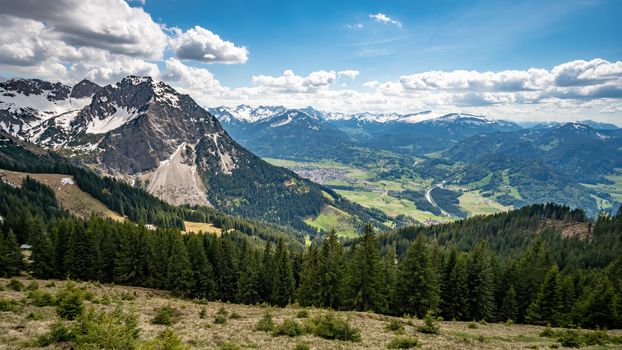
<box><xmin>0</xmin><ymin>0</ymin><xmax>621</xmax><ymax>124</ymax></box>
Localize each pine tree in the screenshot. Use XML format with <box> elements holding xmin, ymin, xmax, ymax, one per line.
<box><xmin>317</xmin><ymin>228</ymin><xmax>345</xmax><ymax>309</ymax></box>
<box><xmin>394</xmin><ymin>234</ymin><xmax>440</xmax><ymax>317</ymax></box>
<box><xmin>237</xmin><ymin>242</ymin><xmax>262</xmax><ymax>304</ymax></box>
<box><xmin>259</xmin><ymin>241</ymin><xmax>274</xmax><ymax>303</ymax></box>
<box><xmin>65</xmin><ymin>222</ymin><xmax>98</xmax><ymax>281</ymax></box>
<box><xmin>345</xmin><ymin>223</ymin><xmax>387</xmax><ymax>313</ymax></box>
<box><xmin>271</xmin><ymin>238</ymin><xmax>295</xmax><ymax>307</ymax></box>
<box><xmin>0</xmin><ymin>229</ymin><xmax>23</xmax><ymax>277</ymax></box>
<box><xmin>29</xmin><ymin>216</ymin><xmax>55</xmax><ymax>278</ymax></box>
<box><xmin>115</xmin><ymin>224</ymin><xmax>150</xmax><ymax>285</ymax></box>
<box><xmin>526</xmin><ymin>265</ymin><xmax>564</xmax><ymax>326</ymax></box>
<box><xmin>215</xmin><ymin>236</ymin><xmax>239</xmax><ymax>301</ymax></box>
<box><xmin>467</xmin><ymin>242</ymin><xmax>495</xmax><ymax>321</ymax></box>
<box><xmin>500</xmin><ymin>286</ymin><xmax>518</xmax><ymax>322</ymax></box>
<box><xmin>167</xmin><ymin>232</ymin><xmax>193</xmax><ymax>297</ymax></box>
<box><xmin>187</xmin><ymin>234</ymin><xmax>216</xmax><ymax>299</ymax></box>
<box><xmin>440</xmin><ymin>247</ymin><xmax>468</xmax><ymax>320</ymax></box>
<box><xmin>297</xmin><ymin>243</ymin><xmax>320</xmax><ymax>307</ymax></box>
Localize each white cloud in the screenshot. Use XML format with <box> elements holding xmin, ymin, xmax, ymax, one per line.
<box><xmin>346</xmin><ymin>23</ymin><xmax>364</xmax><ymax>29</ymax></box>
<box><xmin>171</xmin><ymin>26</ymin><xmax>248</xmax><ymax>64</ymax></box>
<box><xmin>338</xmin><ymin>70</ymin><xmax>359</xmax><ymax>80</ymax></box>
<box><xmin>163</xmin><ymin>58</ymin><xmax>224</xmax><ymax>90</ymax></box>
<box><xmin>252</xmin><ymin>70</ymin><xmax>337</xmax><ymax>93</ymax></box>
<box><xmin>369</xmin><ymin>13</ymin><xmax>402</xmax><ymax>27</ymax></box>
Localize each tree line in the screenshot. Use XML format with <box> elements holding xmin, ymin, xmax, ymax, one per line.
<box><xmin>1</xmin><ymin>199</ymin><xmax>621</xmax><ymax>330</ymax></box>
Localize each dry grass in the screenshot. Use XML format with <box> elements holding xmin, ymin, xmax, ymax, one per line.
<box><xmin>183</xmin><ymin>221</ymin><xmax>222</xmax><ymax>235</ymax></box>
<box><xmin>1</xmin><ymin>277</ymin><xmax>621</xmax><ymax>350</ymax></box>
<box><xmin>0</xmin><ymin>169</ymin><xmax>124</xmax><ymax>222</ymax></box>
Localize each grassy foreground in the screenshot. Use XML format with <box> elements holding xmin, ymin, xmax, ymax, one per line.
<box><xmin>1</xmin><ymin>277</ymin><xmax>621</xmax><ymax>350</ymax></box>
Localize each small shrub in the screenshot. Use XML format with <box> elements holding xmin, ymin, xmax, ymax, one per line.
<box><xmin>152</xmin><ymin>305</ymin><xmax>179</xmax><ymax>325</ymax></box>
<box><xmin>540</xmin><ymin>325</ymin><xmax>556</xmax><ymax>338</ymax></box>
<box><xmin>385</xmin><ymin>319</ymin><xmax>405</xmax><ymax>333</ymax></box>
<box><xmin>583</xmin><ymin>330</ymin><xmax>609</xmax><ymax>346</ymax></box>
<box><xmin>26</xmin><ymin>311</ymin><xmax>44</xmax><ymax>320</ymax></box>
<box><xmin>26</xmin><ymin>281</ymin><xmax>39</xmax><ymax>291</ymax></box>
<box><xmin>192</xmin><ymin>298</ymin><xmax>209</xmax><ymax>305</ymax></box>
<box><xmin>73</xmin><ymin>307</ymin><xmax>140</xmax><ymax>348</ymax></box>
<box><xmin>557</xmin><ymin>330</ymin><xmax>582</xmax><ymax>348</ymax></box>
<box><xmin>199</xmin><ymin>307</ymin><xmax>207</xmax><ymax>319</ymax></box>
<box><xmin>27</xmin><ymin>290</ymin><xmax>55</xmax><ymax>306</ymax></box>
<box><xmin>417</xmin><ymin>310</ymin><xmax>440</xmax><ymax>334</ymax></box>
<box><xmin>0</xmin><ymin>297</ymin><xmax>21</xmax><ymax>312</ymax></box>
<box><xmin>45</xmin><ymin>282</ymin><xmax>56</xmax><ymax>288</ymax></box>
<box><xmin>56</xmin><ymin>291</ymin><xmax>83</xmax><ymax>320</ymax></box>
<box><xmin>100</xmin><ymin>294</ymin><xmax>112</xmax><ymax>305</ymax></box>
<box><xmin>549</xmin><ymin>344</ymin><xmax>559</xmax><ymax>349</ymax></box>
<box><xmin>216</xmin><ymin>306</ymin><xmax>228</xmax><ymax>316</ymax></box>
<box><xmin>467</xmin><ymin>321</ymin><xmax>478</xmax><ymax>329</ymax></box>
<box><xmin>7</xmin><ymin>278</ymin><xmax>24</xmax><ymax>291</ymax></box>
<box><xmin>273</xmin><ymin>318</ymin><xmax>305</xmax><ymax>337</ymax></box>
<box><xmin>217</xmin><ymin>341</ymin><xmax>241</xmax><ymax>350</ymax></box>
<box><xmin>505</xmin><ymin>319</ymin><xmax>514</xmax><ymax>326</ymax></box>
<box><xmin>37</xmin><ymin>320</ymin><xmax>75</xmax><ymax>346</ymax></box>
<box><xmin>307</xmin><ymin>313</ymin><xmax>361</xmax><ymax>342</ymax></box>
<box><xmin>138</xmin><ymin>328</ymin><xmax>190</xmax><ymax>350</ymax></box>
<box><xmin>296</xmin><ymin>309</ymin><xmax>309</xmax><ymax>318</ymax></box>
<box><xmin>120</xmin><ymin>291</ymin><xmax>136</xmax><ymax>301</ymax></box>
<box><xmin>293</xmin><ymin>342</ymin><xmax>310</xmax><ymax>350</ymax></box>
<box><xmin>387</xmin><ymin>336</ymin><xmax>419</xmax><ymax>349</ymax></box>
<box><xmin>477</xmin><ymin>335</ymin><xmax>486</xmax><ymax>343</ymax></box>
<box><xmin>255</xmin><ymin>312</ymin><xmax>276</xmax><ymax>332</ymax></box>
<box><xmin>229</xmin><ymin>310</ymin><xmax>242</xmax><ymax>319</ymax></box>
<box><xmin>214</xmin><ymin>313</ymin><xmax>228</xmax><ymax>325</ymax></box>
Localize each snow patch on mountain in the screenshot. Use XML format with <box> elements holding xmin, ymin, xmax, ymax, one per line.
<box><xmin>86</xmin><ymin>105</ymin><xmax>140</xmax><ymax>134</ymax></box>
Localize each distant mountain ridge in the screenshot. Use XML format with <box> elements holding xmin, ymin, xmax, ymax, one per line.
<box><xmin>0</xmin><ymin>77</ymin><xmax>388</xmax><ymax>232</ymax></box>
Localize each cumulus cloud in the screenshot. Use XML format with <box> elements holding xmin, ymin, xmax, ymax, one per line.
<box><xmin>338</xmin><ymin>70</ymin><xmax>359</xmax><ymax>80</ymax></box>
<box><xmin>170</xmin><ymin>26</ymin><xmax>248</xmax><ymax>64</ymax></box>
<box><xmin>252</xmin><ymin>70</ymin><xmax>337</xmax><ymax>93</ymax></box>
<box><xmin>369</xmin><ymin>13</ymin><xmax>402</xmax><ymax>27</ymax></box>
<box><xmin>163</xmin><ymin>58</ymin><xmax>224</xmax><ymax>90</ymax></box>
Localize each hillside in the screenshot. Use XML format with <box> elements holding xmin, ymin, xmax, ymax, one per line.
<box><xmin>2</xmin><ymin>277</ymin><xmax>621</xmax><ymax>350</ymax></box>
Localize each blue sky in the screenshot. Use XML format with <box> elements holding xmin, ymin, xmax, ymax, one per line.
<box><xmin>0</xmin><ymin>0</ymin><xmax>621</xmax><ymax>123</ymax></box>
<box><xmin>144</xmin><ymin>0</ymin><xmax>622</xmax><ymax>88</ymax></box>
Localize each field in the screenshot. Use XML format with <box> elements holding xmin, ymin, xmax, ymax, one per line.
<box><xmin>265</xmin><ymin>158</ymin><xmax>511</xmax><ymax>233</ymax></box>
<box><xmin>0</xmin><ymin>169</ymin><xmax>124</xmax><ymax>221</ymax></box>
<box><xmin>3</xmin><ymin>277</ymin><xmax>621</xmax><ymax>350</ymax></box>
<box><xmin>184</xmin><ymin>221</ymin><xmax>222</xmax><ymax>235</ymax></box>
<box><xmin>581</xmin><ymin>170</ymin><xmax>622</xmax><ymax>210</ymax></box>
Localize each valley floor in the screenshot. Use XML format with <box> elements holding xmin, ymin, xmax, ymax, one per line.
<box><xmin>1</xmin><ymin>277</ymin><xmax>621</xmax><ymax>349</ymax></box>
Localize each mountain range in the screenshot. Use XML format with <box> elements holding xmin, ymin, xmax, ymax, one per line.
<box><xmin>0</xmin><ymin>77</ymin><xmax>387</xmax><ymax>232</ymax></box>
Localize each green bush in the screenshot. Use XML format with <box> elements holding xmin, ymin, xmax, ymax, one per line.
<box><xmin>293</xmin><ymin>342</ymin><xmax>310</xmax><ymax>350</ymax></box>
<box><xmin>37</xmin><ymin>320</ymin><xmax>75</xmax><ymax>346</ymax></box>
<box><xmin>0</xmin><ymin>297</ymin><xmax>21</xmax><ymax>312</ymax></box>
<box><xmin>467</xmin><ymin>321</ymin><xmax>478</xmax><ymax>329</ymax></box>
<box><xmin>27</xmin><ymin>290</ymin><xmax>55</xmax><ymax>306</ymax></box>
<box><xmin>214</xmin><ymin>313</ymin><xmax>228</xmax><ymax>325</ymax></box>
<box><xmin>199</xmin><ymin>307</ymin><xmax>207</xmax><ymax>319</ymax></box>
<box><xmin>138</xmin><ymin>328</ymin><xmax>190</xmax><ymax>350</ymax></box>
<box><xmin>387</xmin><ymin>336</ymin><xmax>419</xmax><ymax>349</ymax></box>
<box><xmin>296</xmin><ymin>309</ymin><xmax>309</xmax><ymax>318</ymax></box>
<box><xmin>7</xmin><ymin>278</ymin><xmax>24</xmax><ymax>291</ymax></box>
<box><xmin>557</xmin><ymin>330</ymin><xmax>582</xmax><ymax>348</ymax></box>
<box><xmin>151</xmin><ymin>305</ymin><xmax>179</xmax><ymax>325</ymax></box>
<box><xmin>255</xmin><ymin>312</ymin><xmax>276</xmax><ymax>332</ymax></box>
<box><xmin>26</xmin><ymin>281</ymin><xmax>39</xmax><ymax>291</ymax></box>
<box><xmin>120</xmin><ymin>291</ymin><xmax>136</xmax><ymax>301</ymax></box>
<box><xmin>385</xmin><ymin>319</ymin><xmax>404</xmax><ymax>333</ymax></box>
<box><xmin>417</xmin><ymin>310</ymin><xmax>440</xmax><ymax>334</ymax></box>
<box><xmin>583</xmin><ymin>330</ymin><xmax>609</xmax><ymax>346</ymax></box>
<box><xmin>56</xmin><ymin>291</ymin><xmax>83</xmax><ymax>320</ymax></box>
<box><xmin>229</xmin><ymin>311</ymin><xmax>242</xmax><ymax>319</ymax></box>
<box><xmin>306</xmin><ymin>313</ymin><xmax>361</xmax><ymax>342</ymax></box>
<box><xmin>216</xmin><ymin>306</ymin><xmax>228</xmax><ymax>316</ymax></box>
<box><xmin>26</xmin><ymin>311</ymin><xmax>44</xmax><ymax>320</ymax></box>
<box><xmin>273</xmin><ymin>319</ymin><xmax>305</xmax><ymax>337</ymax></box>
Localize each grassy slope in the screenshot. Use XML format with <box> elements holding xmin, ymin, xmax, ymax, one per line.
<box><xmin>0</xmin><ymin>169</ymin><xmax>125</xmax><ymax>222</ymax></box>
<box><xmin>3</xmin><ymin>277</ymin><xmax>621</xmax><ymax>350</ymax></box>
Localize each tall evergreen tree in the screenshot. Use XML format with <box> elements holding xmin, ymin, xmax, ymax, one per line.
<box><xmin>65</xmin><ymin>222</ymin><xmax>98</xmax><ymax>281</ymax></box>
<box><xmin>0</xmin><ymin>228</ymin><xmax>23</xmax><ymax>277</ymax></box>
<box><xmin>187</xmin><ymin>234</ymin><xmax>216</xmax><ymax>299</ymax></box>
<box><xmin>440</xmin><ymin>247</ymin><xmax>468</xmax><ymax>320</ymax></box>
<box><xmin>317</xmin><ymin>228</ymin><xmax>345</xmax><ymax>309</ymax></box>
<box><xmin>345</xmin><ymin>223</ymin><xmax>387</xmax><ymax>313</ymax></box>
<box><xmin>237</xmin><ymin>242</ymin><xmax>262</xmax><ymax>304</ymax></box>
<box><xmin>394</xmin><ymin>234</ymin><xmax>440</xmax><ymax>317</ymax></box>
<box><xmin>297</xmin><ymin>243</ymin><xmax>320</xmax><ymax>307</ymax></box>
<box><xmin>271</xmin><ymin>238</ymin><xmax>295</xmax><ymax>307</ymax></box>
<box><xmin>500</xmin><ymin>286</ymin><xmax>518</xmax><ymax>322</ymax></box>
<box><xmin>526</xmin><ymin>264</ymin><xmax>563</xmax><ymax>325</ymax></box>
<box><xmin>115</xmin><ymin>224</ymin><xmax>150</xmax><ymax>285</ymax></box>
<box><xmin>29</xmin><ymin>216</ymin><xmax>55</xmax><ymax>278</ymax></box>
<box><xmin>167</xmin><ymin>232</ymin><xmax>193</xmax><ymax>297</ymax></box>
<box><xmin>259</xmin><ymin>241</ymin><xmax>274</xmax><ymax>303</ymax></box>
<box><xmin>467</xmin><ymin>242</ymin><xmax>495</xmax><ymax>321</ymax></box>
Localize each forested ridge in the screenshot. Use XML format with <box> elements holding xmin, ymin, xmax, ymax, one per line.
<box><xmin>1</xmin><ymin>173</ymin><xmax>621</xmax><ymax>330</ymax></box>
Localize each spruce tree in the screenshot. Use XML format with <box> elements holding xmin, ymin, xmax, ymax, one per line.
<box><xmin>297</xmin><ymin>243</ymin><xmax>320</xmax><ymax>307</ymax></box>
<box><xmin>187</xmin><ymin>234</ymin><xmax>216</xmax><ymax>299</ymax></box>
<box><xmin>259</xmin><ymin>241</ymin><xmax>274</xmax><ymax>303</ymax></box>
<box><xmin>467</xmin><ymin>242</ymin><xmax>495</xmax><ymax>321</ymax></box>
<box><xmin>215</xmin><ymin>236</ymin><xmax>239</xmax><ymax>301</ymax></box>
<box><xmin>0</xmin><ymin>229</ymin><xmax>23</xmax><ymax>277</ymax></box>
<box><xmin>345</xmin><ymin>223</ymin><xmax>387</xmax><ymax>313</ymax></box>
<box><xmin>271</xmin><ymin>238</ymin><xmax>295</xmax><ymax>307</ymax></box>
<box><xmin>29</xmin><ymin>217</ymin><xmax>55</xmax><ymax>278</ymax></box>
<box><xmin>440</xmin><ymin>247</ymin><xmax>468</xmax><ymax>320</ymax></box>
<box><xmin>237</xmin><ymin>242</ymin><xmax>262</xmax><ymax>304</ymax></box>
<box><xmin>500</xmin><ymin>286</ymin><xmax>518</xmax><ymax>322</ymax></box>
<box><xmin>394</xmin><ymin>234</ymin><xmax>440</xmax><ymax>317</ymax></box>
<box><xmin>167</xmin><ymin>232</ymin><xmax>193</xmax><ymax>297</ymax></box>
<box><xmin>65</xmin><ymin>222</ymin><xmax>98</xmax><ymax>281</ymax></box>
<box><xmin>526</xmin><ymin>265</ymin><xmax>564</xmax><ymax>326</ymax></box>
<box><xmin>317</xmin><ymin>228</ymin><xmax>345</xmax><ymax>309</ymax></box>
<box><xmin>115</xmin><ymin>225</ymin><xmax>150</xmax><ymax>285</ymax></box>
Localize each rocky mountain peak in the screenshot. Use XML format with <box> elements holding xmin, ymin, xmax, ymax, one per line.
<box><xmin>70</xmin><ymin>79</ymin><xmax>101</xmax><ymax>99</ymax></box>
